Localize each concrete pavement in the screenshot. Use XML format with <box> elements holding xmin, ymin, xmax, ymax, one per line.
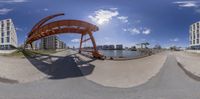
<box><xmin>0</xmin><ymin>55</ymin><xmax>47</xmax><ymax>83</ymax></box>
<box><xmin>175</xmin><ymin>51</ymin><xmax>200</xmax><ymax>79</ymax></box>
<box><xmin>76</xmin><ymin>52</ymin><xmax>167</xmax><ymax>88</ymax></box>
<box><xmin>0</xmin><ymin>51</ymin><xmax>199</xmax><ymax>98</ymax></box>
<box><xmin>0</xmin><ymin>49</ymin><xmax>77</xmax><ymax>83</ymax></box>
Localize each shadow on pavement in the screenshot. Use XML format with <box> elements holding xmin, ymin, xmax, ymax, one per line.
<box><xmin>22</xmin><ymin>50</ymin><xmax>95</xmax><ymax>80</ymax></box>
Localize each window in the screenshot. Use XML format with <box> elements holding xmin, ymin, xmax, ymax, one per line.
<box><xmin>1</xmin><ymin>22</ymin><xmax>4</xmax><ymax>27</ymax></box>
<box><xmin>7</xmin><ymin>26</ymin><xmax>9</xmax><ymax>30</ymax></box>
<box><xmin>7</xmin><ymin>20</ymin><xmax>10</xmax><ymax>23</ymax></box>
<box><xmin>193</xmin><ymin>40</ymin><xmax>195</xmax><ymax>44</ymax></box>
<box><xmin>1</xmin><ymin>38</ymin><xmax>4</xmax><ymax>43</ymax></box>
<box><xmin>7</xmin><ymin>37</ymin><xmax>9</xmax><ymax>43</ymax></box>
<box><xmin>1</xmin><ymin>32</ymin><xmax>4</xmax><ymax>37</ymax></box>
<box><xmin>193</xmin><ymin>24</ymin><xmax>196</xmax><ymax>30</ymax></box>
<box><xmin>7</xmin><ymin>31</ymin><xmax>10</xmax><ymax>36</ymax></box>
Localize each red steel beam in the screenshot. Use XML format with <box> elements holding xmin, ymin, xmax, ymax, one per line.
<box><xmin>26</xmin><ymin>20</ymin><xmax>99</xmax><ymax>44</ymax></box>
<box><xmin>28</xmin><ymin>13</ymin><xmax>65</xmax><ymax>37</ymax></box>
<box><xmin>25</xmin><ymin>13</ymin><xmax>103</xmax><ymax>58</ymax></box>
<box><xmin>82</xmin><ymin>38</ymin><xmax>91</xmax><ymax>43</ymax></box>
<box><xmin>26</xmin><ymin>28</ymin><xmax>85</xmax><ymax>44</ymax></box>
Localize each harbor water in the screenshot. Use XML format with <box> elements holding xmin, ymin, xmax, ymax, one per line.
<box><xmin>99</xmin><ymin>50</ymin><xmax>141</xmax><ymax>58</ymax></box>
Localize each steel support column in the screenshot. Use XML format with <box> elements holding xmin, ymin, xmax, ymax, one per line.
<box><xmin>88</xmin><ymin>31</ymin><xmax>97</xmax><ymax>52</ymax></box>
<box><xmin>79</xmin><ymin>34</ymin><xmax>84</xmax><ymax>53</ymax></box>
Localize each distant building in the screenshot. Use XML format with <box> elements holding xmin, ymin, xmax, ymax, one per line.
<box><xmin>57</xmin><ymin>40</ymin><xmax>66</xmax><ymax>49</ymax></box>
<box><xmin>116</xmin><ymin>44</ymin><xmax>123</xmax><ymax>50</ymax></box>
<box><xmin>190</xmin><ymin>22</ymin><xmax>200</xmax><ymax>49</ymax></box>
<box><xmin>34</xmin><ymin>42</ymin><xmax>38</xmax><ymax>50</ymax></box>
<box><xmin>154</xmin><ymin>44</ymin><xmax>162</xmax><ymax>49</ymax></box>
<box><xmin>0</xmin><ymin>19</ymin><xmax>18</xmax><ymax>50</ymax></box>
<box><xmin>25</xmin><ymin>41</ymin><xmax>38</xmax><ymax>50</ymax></box>
<box><xmin>40</xmin><ymin>35</ymin><xmax>66</xmax><ymax>50</ymax></box>
<box><xmin>103</xmin><ymin>45</ymin><xmax>109</xmax><ymax>50</ymax></box>
<box><xmin>124</xmin><ymin>47</ymin><xmax>129</xmax><ymax>50</ymax></box>
<box><xmin>97</xmin><ymin>45</ymin><xmax>103</xmax><ymax>50</ymax></box>
<box><xmin>130</xmin><ymin>46</ymin><xmax>137</xmax><ymax>51</ymax></box>
<box><xmin>108</xmin><ymin>45</ymin><xmax>115</xmax><ymax>50</ymax></box>
<box><xmin>101</xmin><ymin>45</ymin><xmax>115</xmax><ymax>50</ymax></box>
<box><xmin>40</xmin><ymin>35</ymin><xmax>58</xmax><ymax>49</ymax></box>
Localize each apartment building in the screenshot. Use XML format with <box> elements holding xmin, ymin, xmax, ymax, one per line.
<box><xmin>0</xmin><ymin>19</ymin><xmax>18</xmax><ymax>50</ymax></box>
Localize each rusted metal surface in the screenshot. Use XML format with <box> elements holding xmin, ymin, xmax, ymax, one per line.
<box><xmin>25</xmin><ymin>13</ymin><xmax>102</xmax><ymax>58</ymax></box>
<box><xmin>27</xmin><ymin>20</ymin><xmax>99</xmax><ymax>44</ymax></box>
<box><xmin>28</xmin><ymin>13</ymin><xmax>65</xmax><ymax>38</ymax></box>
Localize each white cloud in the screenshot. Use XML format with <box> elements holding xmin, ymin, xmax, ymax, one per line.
<box><xmin>170</xmin><ymin>38</ymin><xmax>179</xmax><ymax>42</ymax></box>
<box><xmin>15</xmin><ymin>27</ymin><xmax>23</xmax><ymax>31</ymax></box>
<box><xmin>117</xmin><ymin>16</ymin><xmax>128</xmax><ymax>23</ymax></box>
<box><xmin>135</xmin><ymin>20</ymin><xmax>141</xmax><ymax>23</ymax></box>
<box><xmin>0</xmin><ymin>0</ymin><xmax>27</xmax><ymax>3</ymax></box>
<box><xmin>173</xmin><ymin>1</ymin><xmax>200</xmax><ymax>14</ymax></box>
<box><xmin>109</xmin><ymin>8</ymin><xmax>118</xmax><ymax>10</ymax></box>
<box><xmin>123</xmin><ymin>27</ymin><xmax>151</xmax><ymax>35</ymax></box>
<box><xmin>123</xmin><ymin>28</ymin><xmax>140</xmax><ymax>35</ymax></box>
<box><xmin>88</xmin><ymin>8</ymin><xmax>119</xmax><ymax>25</ymax></box>
<box><xmin>173</xmin><ymin>1</ymin><xmax>199</xmax><ymax>8</ymax></box>
<box><xmin>71</xmin><ymin>39</ymin><xmax>80</xmax><ymax>43</ymax></box>
<box><xmin>0</xmin><ymin>8</ymin><xmax>12</xmax><ymax>15</ymax></box>
<box><xmin>142</xmin><ymin>28</ymin><xmax>151</xmax><ymax>35</ymax></box>
<box><xmin>43</xmin><ymin>8</ymin><xmax>49</xmax><ymax>11</ymax></box>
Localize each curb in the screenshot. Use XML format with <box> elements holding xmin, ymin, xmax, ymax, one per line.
<box><xmin>177</xmin><ymin>62</ymin><xmax>200</xmax><ymax>81</ymax></box>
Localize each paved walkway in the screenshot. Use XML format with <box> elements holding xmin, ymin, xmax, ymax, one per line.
<box><xmin>0</xmin><ymin>52</ymin><xmax>199</xmax><ymax>98</ymax></box>
<box><xmin>175</xmin><ymin>51</ymin><xmax>200</xmax><ymax>78</ymax></box>
<box><xmin>0</xmin><ymin>55</ymin><xmax>46</xmax><ymax>83</ymax></box>
<box><xmin>76</xmin><ymin>52</ymin><xmax>167</xmax><ymax>88</ymax></box>
<box><xmin>0</xmin><ymin>50</ymin><xmax>77</xmax><ymax>83</ymax></box>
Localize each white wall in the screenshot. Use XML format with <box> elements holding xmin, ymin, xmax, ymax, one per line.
<box><xmin>185</xmin><ymin>50</ymin><xmax>200</xmax><ymax>53</ymax></box>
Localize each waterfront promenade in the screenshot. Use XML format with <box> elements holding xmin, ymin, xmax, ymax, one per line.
<box><xmin>0</xmin><ymin>50</ymin><xmax>200</xmax><ymax>98</ymax></box>
<box><xmin>0</xmin><ymin>55</ymin><xmax>46</xmax><ymax>83</ymax></box>
<box><xmin>76</xmin><ymin>51</ymin><xmax>167</xmax><ymax>88</ymax></box>
<box><xmin>175</xmin><ymin>51</ymin><xmax>200</xmax><ymax>80</ymax></box>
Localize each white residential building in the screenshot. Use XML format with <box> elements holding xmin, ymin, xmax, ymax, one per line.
<box><xmin>40</xmin><ymin>35</ymin><xmax>66</xmax><ymax>50</ymax></box>
<box><xmin>57</xmin><ymin>40</ymin><xmax>66</xmax><ymax>49</ymax></box>
<box><xmin>40</xmin><ymin>35</ymin><xmax>58</xmax><ymax>49</ymax></box>
<box><xmin>0</xmin><ymin>19</ymin><xmax>18</xmax><ymax>50</ymax></box>
<box><xmin>189</xmin><ymin>21</ymin><xmax>200</xmax><ymax>49</ymax></box>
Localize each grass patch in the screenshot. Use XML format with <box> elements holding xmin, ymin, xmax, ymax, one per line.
<box><xmin>2</xmin><ymin>49</ymin><xmax>57</xmax><ymax>58</ymax></box>
<box><xmin>2</xmin><ymin>50</ymin><xmax>25</xmax><ymax>58</ymax></box>
<box><xmin>22</xmin><ymin>49</ymin><xmax>57</xmax><ymax>57</ymax></box>
<box><xmin>32</xmin><ymin>50</ymin><xmax>57</xmax><ymax>54</ymax></box>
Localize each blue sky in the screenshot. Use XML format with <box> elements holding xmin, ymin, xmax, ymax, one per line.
<box><xmin>0</xmin><ymin>0</ymin><xmax>200</xmax><ymax>48</ymax></box>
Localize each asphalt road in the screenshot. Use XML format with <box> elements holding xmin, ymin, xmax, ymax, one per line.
<box><xmin>0</xmin><ymin>52</ymin><xmax>200</xmax><ymax>99</ymax></box>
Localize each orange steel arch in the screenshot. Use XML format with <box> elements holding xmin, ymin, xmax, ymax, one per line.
<box><xmin>28</xmin><ymin>13</ymin><xmax>65</xmax><ymax>38</ymax></box>
<box><xmin>25</xmin><ymin>13</ymin><xmax>103</xmax><ymax>58</ymax></box>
